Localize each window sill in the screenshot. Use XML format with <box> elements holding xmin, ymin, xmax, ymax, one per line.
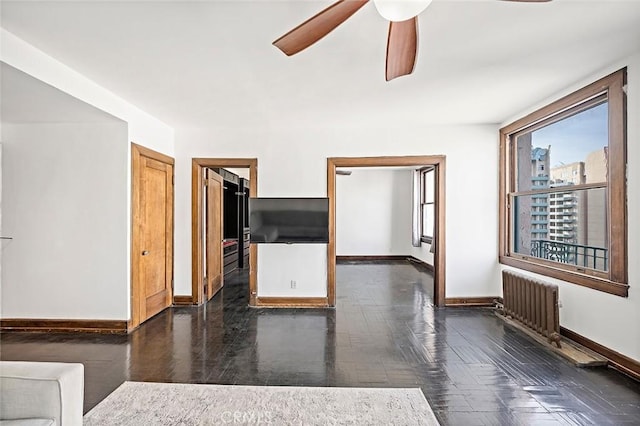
<box><xmin>499</xmin><ymin>255</ymin><xmax>629</xmax><ymax>297</ymax></box>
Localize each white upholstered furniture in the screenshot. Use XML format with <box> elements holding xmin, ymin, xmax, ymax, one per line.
<box><xmin>0</xmin><ymin>361</ymin><xmax>84</xmax><ymax>426</ymax></box>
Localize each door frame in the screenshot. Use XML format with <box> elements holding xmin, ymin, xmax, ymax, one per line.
<box><xmin>327</xmin><ymin>155</ymin><xmax>446</xmax><ymax>307</ymax></box>
<box><xmin>131</xmin><ymin>143</ymin><xmax>175</xmax><ymax>330</ymax></box>
<box><xmin>192</xmin><ymin>158</ymin><xmax>258</xmax><ymax>306</ymax></box>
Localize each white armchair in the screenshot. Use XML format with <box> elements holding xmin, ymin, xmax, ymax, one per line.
<box><xmin>0</xmin><ymin>361</ymin><xmax>84</xmax><ymax>426</ymax></box>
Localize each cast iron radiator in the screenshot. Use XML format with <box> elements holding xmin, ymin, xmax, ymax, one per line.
<box><xmin>502</xmin><ymin>270</ymin><xmax>562</xmax><ymax>348</ymax></box>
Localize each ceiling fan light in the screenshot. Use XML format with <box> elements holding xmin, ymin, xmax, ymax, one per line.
<box><xmin>373</xmin><ymin>0</ymin><xmax>432</xmax><ymax>22</ymax></box>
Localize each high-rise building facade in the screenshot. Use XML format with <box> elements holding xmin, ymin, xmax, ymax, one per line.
<box><xmin>529</xmin><ymin>147</ymin><xmax>551</xmax><ymax>243</ymax></box>
<box><xmin>549</xmin><ymin>162</ymin><xmax>585</xmax><ymax>245</ymax></box>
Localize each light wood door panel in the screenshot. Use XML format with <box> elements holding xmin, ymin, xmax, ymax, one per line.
<box><xmin>132</xmin><ymin>144</ymin><xmax>174</xmax><ymax>329</ymax></box>
<box><xmin>206</xmin><ymin>170</ymin><xmax>224</xmax><ymax>300</ymax></box>
<box><xmin>141</xmin><ymin>158</ymin><xmax>172</xmax><ymax>319</ymax></box>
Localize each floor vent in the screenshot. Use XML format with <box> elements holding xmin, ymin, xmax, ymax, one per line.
<box><xmin>502</xmin><ymin>270</ymin><xmax>562</xmax><ymax>348</ymax></box>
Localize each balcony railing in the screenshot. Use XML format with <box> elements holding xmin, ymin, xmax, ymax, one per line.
<box><xmin>531</xmin><ymin>240</ymin><xmax>608</xmax><ymax>271</ymax></box>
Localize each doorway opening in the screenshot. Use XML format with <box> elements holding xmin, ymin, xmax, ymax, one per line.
<box><xmin>192</xmin><ymin>158</ymin><xmax>258</xmax><ymax>306</ymax></box>
<box><xmin>327</xmin><ymin>156</ymin><xmax>446</xmax><ymax>307</ymax></box>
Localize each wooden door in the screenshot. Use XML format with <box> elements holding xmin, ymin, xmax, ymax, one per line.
<box><xmin>132</xmin><ymin>144</ymin><xmax>174</xmax><ymax>328</ymax></box>
<box><xmin>205</xmin><ymin>170</ymin><xmax>224</xmax><ymax>300</ymax></box>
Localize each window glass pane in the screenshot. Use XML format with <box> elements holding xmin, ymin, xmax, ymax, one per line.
<box><xmin>515</xmin><ymin>102</ymin><xmax>608</xmax><ymax>192</ymax></box>
<box><xmin>512</xmin><ymin>188</ymin><xmax>608</xmax><ymax>271</ymax></box>
<box><xmin>422</xmin><ymin>204</ymin><xmax>434</xmax><ymax>238</ymax></box>
<box><xmin>424</xmin><ymin>171</ymin><xmax>435</xmax><ymax>203</ymax></box>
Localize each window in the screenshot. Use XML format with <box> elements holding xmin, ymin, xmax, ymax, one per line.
<box><xmin>420</xmin><ymin>167</ymin><xmax>435</xmax><ymax>243</ymax></box>
<box><xmin>499</xmin><ymin>69</ymin><xmax>627</xmax><ymax>297</ymax></box>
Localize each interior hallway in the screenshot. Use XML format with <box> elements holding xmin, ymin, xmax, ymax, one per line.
<box><xmin>1</xmin><ymin>261</ymin><xmax>639</xmax><ymax>425</ymax></box>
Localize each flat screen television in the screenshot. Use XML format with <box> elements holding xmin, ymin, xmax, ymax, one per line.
<box><xmin>249</xmin><ymin>198</ymin><xmax>329</xmax><ymax>244</ymax></box>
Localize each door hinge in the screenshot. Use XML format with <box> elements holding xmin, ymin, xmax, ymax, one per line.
<box><xmin>204</xmin><ymin>179</ymin><xmax>208</xmax><ymax>187</ymax></box>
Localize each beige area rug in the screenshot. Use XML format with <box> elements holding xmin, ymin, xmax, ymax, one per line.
<box><xmin>84</xmin><ymin>381</ymin><xmax>440</xmax><ymax>425</ymax></box>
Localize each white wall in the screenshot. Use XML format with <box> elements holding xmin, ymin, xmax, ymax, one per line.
<box><xmin>0</xmin><ymin>144</ymin><xmax>3</xmax><ymax>317</ymax></box>
<box><xmin>1</xmin><ymin>123</ymin><xmax>129</xmax><ymax>319</ymax></box>
<box><xmin>0</xmin><ymin>31</ymin><xmax>176</xmax><ymax>321</ymax></box>
<box><xmin>174</xmin><ymin>124</ymin><xmax>500</xmax><ymax>299</ymax></box>
<box><xmin>501</xmin><ymin>52</ymin><xmax>640</xmax><ymax>362</ymax></box>
<box><xmin>0</xmin><ymin>29</ymin><xmax>174</xmax><ymax>155</ymax></box>
<box><xmin>336</xmin><ymin>168</ymin><xmax>412</xmax><ymax>256</ymax></box>
<box><xmin>410</xmin><ymin>241</ymin><xmax>434</xmax><ymax>266</ymax></box>
<box><xmin>257</xmin><ymin>244</ymin><xmax>327</xmax><ymax>297</ymax></box>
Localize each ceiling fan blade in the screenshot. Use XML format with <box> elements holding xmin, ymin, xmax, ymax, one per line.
<box><xmin>273</xmin><ymin>0</ymin><xmax>369</xmax><ymax>56</ymax></box>
<box><xmin>385</xmin><ymin>17</ymin><xmax>418</xmax><ymax>82</ymax></box>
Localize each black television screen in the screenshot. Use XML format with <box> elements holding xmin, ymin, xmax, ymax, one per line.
<box><xmin>249</xmin><ymin>198</ymin><xmax>329</xmax><ymax>244</ymax></box>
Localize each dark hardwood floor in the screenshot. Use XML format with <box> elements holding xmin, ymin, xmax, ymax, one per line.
<box><xmin>1</xmin><ymin>261</ymin><xmax>639</xmax><ymax>425</ymax></box>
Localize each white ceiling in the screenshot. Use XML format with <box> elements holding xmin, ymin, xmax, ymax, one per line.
<box><xmin>1</xmin><ymin>62</ymin><xmax>122</xmax><ymax>123</ymax></box>
<box><xmin>2</xmin><ymin>0</ymin><xmax>639</xmax><ymax>129</ymax></box>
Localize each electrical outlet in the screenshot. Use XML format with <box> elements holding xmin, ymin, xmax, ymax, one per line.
<box><xmin>290</xmin><ymin>280</ymin><xmax>297</xmax><ymax>289</ymax></box>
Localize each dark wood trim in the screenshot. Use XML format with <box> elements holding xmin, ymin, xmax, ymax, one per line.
<box><xmin>0</xmin><ymin>319</ymin><xmax>129</xmax><ymax>334</ymax></box>
<box><xmin>498</xmin><ymin>129</ymin><xmax>509</xmax><ymax>269</ymax></box>
<box><xmin>407</xmin><ymin>256</ymin><xmax>434</xmax><ymax>273</ymax></box>
<box><xmin>499</xmin><ymin>69</ymin><xmax>628</xmax><ymax>295</ymax></box>
<box><xmin>511</xmin><ymin>182</ymin><xmax>606</xmax><ymax>197</ymax></box>
<box><xmin>561</xmin><ymin>327</ymin><xmax>640</xmax><ymax>382</ymax></box>
<box><xmin>173</xmin><ymin>295</ymin><xmax>194</xmax><ymax>306</ymax></box>
<box><xmin>248</xmin><ymin>164</ymin><xmax>258</xmax><ymax>307</ymax></box>
<box><xmin>435</xmin><ymin>158</ymin><xmax>446</xmax><ymax>307</ymax></box>
<box><xmin>192</xmin><ymin>158</ymin><xmax>258</xmax><ymax>168</ymax></box>
<box><xmin>255</xmin><ymin>297</ymin><xmax>329</xmax><ymax>308</ymax></box>
<box><xmin>191</xmin><ymin>159</ymin><xmax>258</xmax><ymax>306</ymax></box>
<box><xmin>500</xmin><ymin>69</ymin><xmax>625</xmax><ymax>135</ymax></box>
<box><xmin>608</xmin><ymin>70</ymin><xmax>628</xmax><ymax>284</ymax></box>
<box><xmin>445</xmin><ymin>297</ymin><xmax>501</xmax><ymax>307</ymax></box>
<box><xmin>191</xmin><ymin>161</ymin><xmax>204</xmax><ymax>305</ymax></box>
<box><xmin>504</xmin><ymin>250</ymin><xmax>609</xmax><ymax>281</ymax></box>
<box><xmin>500</xmin><ymin>257</ymin><xmax>629</xmax><ymax>297</ymax></box>
<box><xmin>327</xmin><ymin>155</ymin><xmax>446</xmax><ymax>307</ymax></box>
<box><xmin>509</xmin><ymin>94</ymin><xmax>608</xmax><ymax>141</ymax></box>
<box><xmin>327</xmin><ymin>160</ymin><xmax>336</xmax><ymax>307</ymax></box>
<box><xmin>327</xmin><ymin>156</ymin><xmax>445</xmax><ymax>167</ymax></box>
<box><xmin>131</xmin><ymin>144</ymin><xmax>144</xmax><ymax>329</ymax></box>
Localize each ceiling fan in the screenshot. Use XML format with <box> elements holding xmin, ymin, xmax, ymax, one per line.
<box><xmin>273</xmin><ymin>0</ymin><xmax>550</xmax><ymax>81</ymax></box>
